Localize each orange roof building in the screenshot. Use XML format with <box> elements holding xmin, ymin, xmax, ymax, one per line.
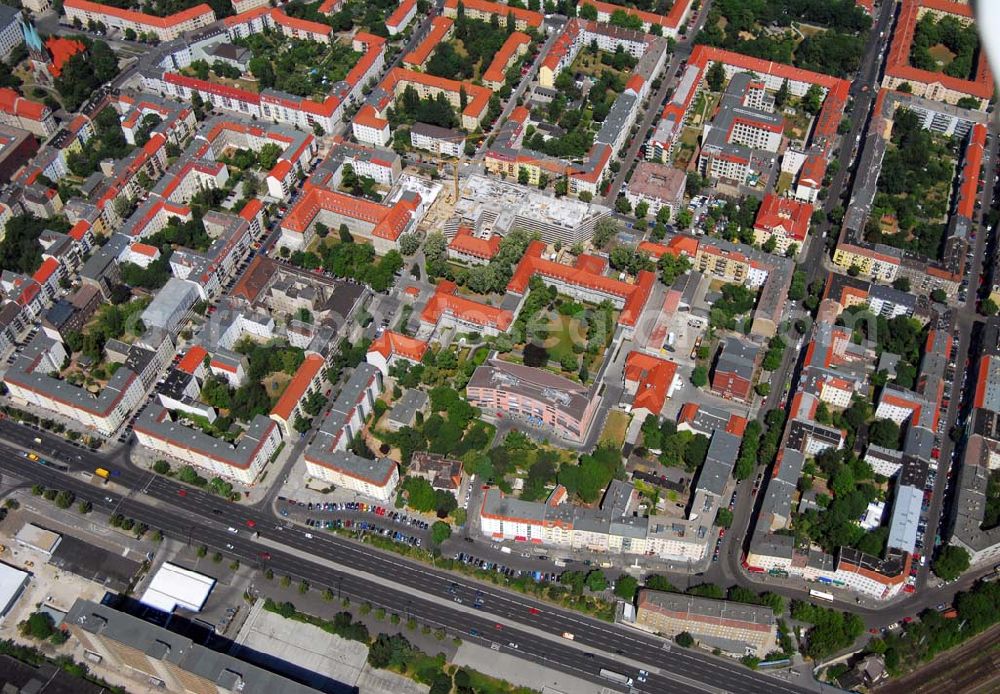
<box><xmin>508</xmin><ymin>241</ymin><xmax>655</xmax><ymax>329</ymax></box>
<box><xmin>63</xmin><ymin>0</ymin><xmax>216</xmax><ymax>41</ymax></box>
<box><xmin>443</xmin><ymin>0</ymin><xmax>542</xmax><ymax>31</ymax></box>
<box><xmin>882</xmin><ymin>0</ymin><xmax>993</xmax><ymax>107</ymax></box>
<box><xmin>483</xmin><ymin>31</ymin><xmax>531</xmax><ymax>89</ymax></box>
<box><xmin>447</xmin><ymin>227</ymin><xmax>502</xmax><ymax>264</ymax></box>
<box><xmin>580</xmin><ymin>0</ymin><xmax>694</xmax><ymax>34</ymax></box>
<box><xmin>0</xmin><ymin>88</ymin><xmax>56</xmax><ymax>137</ymax></box>
<box><xmin>366</xmin><ymin>331</ymin><xmax>429</xmax><ymax>375</ymax></box>
<box><xmin>420</xmin><ymin>280</ymin><xmax>513</xmax><ymax>336</ymax></box>
<box><xmin>271</xmin><ymin>7</ymin><xmax>333</xmax><ymax>43</ymax></box>
<box><xmin>637</xmin><ymin>236</ymin><xmax>700</xmax><ymax>260</ymax></box>
<box><xmin>403</xmin><ymin>16</ymin><xmax>454</xmax><ymax>68</ymax></box>
<box><xmin>269</xmin><ymin>354</ymin><xmax>327</xmax><ymax>435</ymax></box>
<box><xmin>386</xmin><ymin>0</ymin><xmax>418</xmax><ymax>35</ymax></box>
<box><xmin>753</xmin><ymin>194</ymin><xmax>812</xmax><ymax>255</ymax></box>
<box><xmin>956</xmin><ymin>123</ymin><xmax>987</xmax><ymax>219</ymax></box>
<box><xmin>279</xmin><ymin>183</ymin><xmax>420</xmax><ymax>253</ymax></box>
<box><xmin>624</xmin><ymin>351</ymin><xmax>680</xmax><ymax>416</ymax></box>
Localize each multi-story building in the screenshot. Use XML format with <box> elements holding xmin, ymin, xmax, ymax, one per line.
<box><xmin>579</xmin><ymin>0</ymin><xmax>693</xmax><ymax>37</ymax></box>
<box><xmin>753</xmin><ymin>194</ymin><xmax>812</xmax><ymax>255</ymax></box>
<box><xmin>442</xmin><ymin>0</ymin><xmax>542</xmax><ymax>32</ymax></box>
<box><xmin>279</xmin><ymin>184</ymin><xmax>420</xmax><ymax>254</ymax></box>
<box><xmin>446</xmin><ymin>227</ymin><xmax>502</xmax><ymax>265</ymax></box>
<box><xmin>365</xmin><ymin>330</ymin><xmax>429</xmax><ymax>377</ymax></box>
<box><xmin>635</xmin><ymin>590</ymin><xmax>777</xmax><ymax>657</ymax></box>
<box><xmin>386</xmin><ymin>0</ymin><xmax>418</xmax><ymax>36</ymax></box>
<box><xmin>304</xmin><ymin>363</ymin><xmax>400</xmax><ymax>502</ymax></box>
<box><xmin>623</xmin><ymin>350</ymin><xmax>680</xmax><ymax>420</ymax></box>
<box><xmin>882</xmin><ymin>0</ymin><xmax>993</xmax><ymax>109</ymax></box>
<box><xmin>66</xmin><ymin>600</ymin><xmax>324</xmax><ymax>693</ymax></box>
<box><xmin>832</xmin><ymin>242</ymin><xmax>901</xmax><ymax>283</ymax></box>
<box><xmin>467</xmin><ymin>360</ymin><xmax>599</xmax><ymax>444</ymax></box>
<box><xmin>950</xmin><ymin>434</ymin><xmax>1000</xmax><ymax>565</ymax></box>
<box><xmin>62</xmin><ymin>0</ymin><xmax>216</xmax><ymax>42</ymax></box>
<box><xmin>624</xmin><ymin>162</ymin><xmax>686</xmax><ymax>223</ymax></box>
<box><xmin>483</xmin><ymin>31</ymin><xmax>530</xmax><ymax>90</ymax></box>
<box><xmin>507</xmin><ymin>240</ymin><xmax>655</xmax><ymax>336</ymax></box>
<box><xmin>403</xmin><ymin>16</ymin><xmax>453</xmax><ymax>69</ymax></box>
<box><xmin>410</xmin><ymin>122</ymin><xmax>465</xmax><ymax>158</ymax></box>
<box><xmin>973</xmin><ymin>354</ymin><xmax>1000</xmax><ymax>413</ymax></box>
<box><xmin>0</xmin><ymin>88</ymin><xmax>57</xmax><ymax>138</ymax></box>
<box><xmin>711</xmin><ymin>338</ymin><xmax>759</xmax><ymax>402</ymax></box>
<box><xmin>135</xmin><ymin>405</ymin><xmax>281</xmax><ymax>485</ymax></box>
<box><xmin>0</xmin><ymin>5</ymin><xmax>23</xmax><ymax>63</ymax></box>
<box><xmin>420</xmin><ymin>280</ymin><xmax>513</xmax><ymax>337</ymax></box>
<box><xmin>268</xmin><ymin>354</ymin><xmax>327</xmax><ymax>437</ymax></box>
<box><xmin>6</xmin><ymin>335</ymin><xmax>145</xmax><ymax>437</ymax></box>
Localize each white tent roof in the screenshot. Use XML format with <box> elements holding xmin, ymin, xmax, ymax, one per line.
<box><xmin>140</xmin><ymin>562</ymin><xmax>215</xmax><ymax>613</ymax></box>
<box><xmin>0</xmin><ymin>561</ymin><xmax>30</xmax><ymax>617</ymax></box>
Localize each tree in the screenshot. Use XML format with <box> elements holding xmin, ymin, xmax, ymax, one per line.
<box><xmin>982</xmin><ymin>298</ymin><xmax>999</xmax><ymax>316</ymax></box>
<box><xmin>933</xmin><ymin>545</ymin><xmax>970</xmax><ymax>581</ymax></box>
<box><xmin>869</xmin><ymin>419</ymin><xmax>901</xmax><ymax>449</ymax></box>
<box><xmin>715</xmin><ymin>508</ymin><xmax>733</xmax><ymax>528</ymax></box>
<box><xmin>54</xmin><ymin>490</ymin><xmax>75</xmax><ymax>509</ymax></box>
<box><xmin>676</xmin><ymin>631</ymin><xmax>694</xmax><ymax>647</ymax></box>
<box><xmin>18</xmin><ymin>612</ymin><xmax>55</xmax><ymax>641</ymax></box>
<box><xmin>774</xmin><ymin>79</ymin><xmax>789</xmax><ymax>109</ymax></box>
<box><xmin>398</xmin><ymin>233</ymin><xmax>420</xmax><ymax>256</ymax></box>
<box><xmin>931</xmin><ymin>288</ymin><xmax>947</xmax><ymax>303</ymax></box>
<box><xmin>706</xmin><ymin>61</ymin><xmax>725</xmax><ymax>91</ymax></box>
<box><xmin>585</xmin><ymin>570</ymin><xmax>607</xmax><ymax>592</ymax></box>
<box><xmin>339</xmin><ymin>224</ymin><xmax>353</xmax><ymax>243</ymax></box>
<box><xmin>614</xmin><ymin>574</ymin><xmax>639</xmax><ymax>601</ymax></box>
<box><xmin>892</xmin><ymin>277</ymin><xmax>911</xmax><ymax>292</ymax></box>
<box><xmin>691</xmin><ymin>366</ymin><xmax>708</xmax><ymax>387</ymax></box>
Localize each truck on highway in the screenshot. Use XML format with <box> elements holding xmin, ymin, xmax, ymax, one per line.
<box><xmin>600</xmin><ymin>669</ymin><xmax>634</xmax><ymax>686</ymax></box>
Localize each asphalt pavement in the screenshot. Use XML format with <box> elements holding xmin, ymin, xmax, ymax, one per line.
<box><xmin>0</xmin><ymin>430</ymin><xmax>810</xmax><ymax>694</ymax></box>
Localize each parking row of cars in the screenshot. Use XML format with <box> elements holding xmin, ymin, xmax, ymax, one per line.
<box><xmin>301</xmin><ymin>516</ymin><xmax>423</xmax><ymax>547</ymax></box>
<box><xmin>277</xmin><ymin>497</ymin><xmax>432</xmax><ymax>530</ymax></box>
<box><xmin>452</xmin><ymin>552</ymin><xmax>560</xmax><ymax>583</ymax></box>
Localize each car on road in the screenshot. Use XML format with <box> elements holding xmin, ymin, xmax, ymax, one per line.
<box><xmin>246</xmin><ymin>520</ymin><xmax>256</xmax><ymax>528</ymax></box>
<box><xmin>528</xmin><ymin>607</ymin><xmax>540</xmax><ymax>615</ymax></box>
<box><xmin>258</xmin><ymin>552</ymin><xmax>271</xmax><ymax>560</ymax></box>
<box><xmin>177</xmin><ymin>489</ymin><xmax>187</xmax><ymax>496</ymax></box>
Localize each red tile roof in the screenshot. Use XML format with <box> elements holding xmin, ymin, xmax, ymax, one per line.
<box><xmin>281</xmin><ymin>185</ymin><xmax>418</xmax><ymax>242</ymax></box>
<box><xmin>957</xmin><ymin>123</ymin><xmax>987</xmax><ymax>219</ymax></box>
<box><xmin>754</xmin><ymin>194</ymin><xmax>812</xmax><ymax>242</ymax></box>
<box><xmin>64</xmin><ymin>0</ymin><xmax>215</xmax><ymax>29</ymax></box>
<box><xmin>270</xmin><ymin>354</ymin><xmax>326</xmax><ymax>420</ymax></box>
<box><xmin>421</xmin><ymin>280</ymin><xmax>513</xmax><ymax>331</ymax></box>
<box><xmin>624</xmin><ymin>351</ymin><xmax>678</xmax><ymax>415</ymax></box>
<box><xmin>445</xmin><ymin>0</ymin><xmax>542</xmax><ymax>28</ymax></box>
<box><xmin>368</xmin><ymin>330</ymin><xmax>429</xmax><ymax>363</ymax></box>
<box><xmin>507</xmin><ymin>241</ymin><xmax>654</xmax><ymax>327</ymax></box>
<box><xmin>271</xmin><ymin>8</ymin><xmax>332</xmax><ymax>38</ymax></box>
<box><xmin>690</xmin><ymin>44</ymin><xmax>847</xmax><ymax>90</ymax></box>
<box><xmin>542</xmin><ymin>18</ymin><xmax>580</xmax><ymax>72</ymax></box>
<box><xmin>448</xmin><ymin>227</ymin><xmax>501</xmax><ymax>260</ymax></box>
<box><xmin>483</xmin><ymin>31</ymin><xmax>530</xmax><ymax>84</ymax></box>
<box><xmin>884</xmin><ymin>0</ymin><xmax>993</xmax><ymax>100</ymax></box>
<box><xmin>0</xmin><ymin>88</ymin><xmax>48</xmax><ymax>122</ymax></box>
<box><xmin>637</xmin><ymin>237</ymin><xmax>699</xmax><ymax>260</ymax></box>
<box><xmin>130</xmin><ymin>242</ymin><xmax>160</xmax><ymax>257</ymax></box>
<box><xmin>177</xmin><ymin>345</ymin><xmax>208</xmax><ymax>374</ymax></box>
<box><xmin>32</xmin><ymin>257</ymin><xmax>60</xmax><ymax>285</ymax></box>
<box><xmin>387</xmin><ymin>0</ymin><xmax>417</xmax><ymax>29</ymax></box>
<box><xmin>581</xmin><ymin>0</ymin><xmax>692</xmax><ymax>29</ymax></box>
<box><xmin>404</xmin><ymin>16</ymin><xmax>453</xmax><ymax>67</ymax></box>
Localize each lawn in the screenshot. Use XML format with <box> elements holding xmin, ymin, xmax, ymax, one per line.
<box><xmin>599</xmin><ymin>410</ymin><xmax>631</xmax><ymax>449</ymax></box>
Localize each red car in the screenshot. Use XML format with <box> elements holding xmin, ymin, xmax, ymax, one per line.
<box><xmin>258</xmin><ymin>552</ymin><xmax>271</xmax><ymax>560</ymax></box>
<box><xmin>902</xmin><ymin>616</ymin><xmax>914</xmax><ymax>623</ymax></box>
<box><xmin>246</xmin><ymin>520</ymin><xmax>256</xmax><ymax>528</ymax></box>
<box><xmin>528</xmin><ymin>607</ymin><xmax>540</xmax><ymax>615</ymax></box>
<box><xmin>495</xmin><ymin>623</ymin><xmax>503</xmax><ymax>630</ymax></box>
<box><xmin>177</xmin><ymin>489</ymin><xmax>187</xmax><ymax>497</ymax></box>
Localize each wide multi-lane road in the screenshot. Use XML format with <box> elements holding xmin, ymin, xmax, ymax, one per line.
<box><xmin>0</xmin><ymin>427</ymin><xmax>808</xmax><ymax>694</ymax></box>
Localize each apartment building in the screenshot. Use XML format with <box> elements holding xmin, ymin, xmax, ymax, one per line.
<box><xmin>6</xmin><ymin>335</ymin><xmax>145</xmax><ymax>437</ymax></box>
<box><xmin>711</xmin><ymin>338</ymin><xmax>759</xmax><ymax>402</ymax></box>
<box><xmin>442</xmin><ymin>0</ymin><xmax>543</xmax><ymax>32</ymax></box>
<box><xmin>135</xmin><ymin>405</ymin><xmax>281</xmax><ymax>485</ymax></box>
<box><xmin>365</xmin><ymin>330</ymin><xmax>429</xmax><ymax>377</ymax></box>
<box><xmin>63</xmin><ymin>0</ymin><xmax>216</xmax><ymax>42</ymax></box>
<box><xmin>636</xmin><ymin>590</ymin><xmax>777</xmax><ymax>657</ymax></box>
<box><xmin>483</xmin><ymin>31</ymin><xmax>530</xmax><ymax>90</ymax></box>
<box><xmin>467</xmin><ymin>360</ymin><xmax>599</xmax><ymax>444</ymax></box>
<box><xmin>420</xmin><ymin>280</ymin><xmax>513</xmax><ymax>337</ymax></box>
<box><xmin>0</xmin><ymin>88</ymin><xmax>57</xmax><ymax>138</ymax></box>
<box><xmin>753</xmin><ymin>194</ymin><xmax>812</xmax><ymax>255</ymax></box>
<box><xmin>624</xmin><ymin>161</ymin><xmax>686</xmax><ymax>223</ymax></box>
<box><xmin>304</xmin><ymin>363</ymin><xmax>400</xmax><ymax>502</ymax></box>
<box><xmin>268</xmin><ymin>354</ymin><xmax>327</xmax><ymax>437</ymax></box>
<box><xmin>386</xmin><ymin>0</ymin><xmax>418</xmax><ymax>36</ymax></box>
